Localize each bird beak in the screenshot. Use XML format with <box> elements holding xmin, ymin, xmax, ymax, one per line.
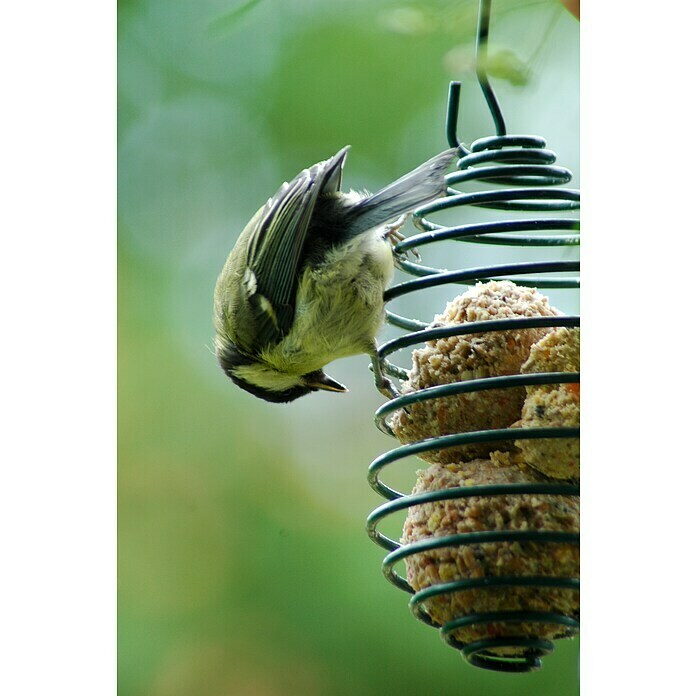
<box><xmin>303</xmin><ymin>370</ymin><xmax>348</xmax><ymax>393</ymax></box>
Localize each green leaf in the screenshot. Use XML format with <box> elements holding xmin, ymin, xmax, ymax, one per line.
<box><xmin>207</xmin><ymin>0</ymin><xmax>265</xmax><ymax>38</ymax></box>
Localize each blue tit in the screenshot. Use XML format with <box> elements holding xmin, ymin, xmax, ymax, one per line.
<box><xmin>213</xmin><ymin>146</ymin><xmax>456</xmax><ymax>403</ymax></box>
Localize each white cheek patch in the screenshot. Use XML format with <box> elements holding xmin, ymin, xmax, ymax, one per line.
<box><xmin>233</xmin><ymin>364</ymin><xmax>304</xmax><ymax>392</ymax></box>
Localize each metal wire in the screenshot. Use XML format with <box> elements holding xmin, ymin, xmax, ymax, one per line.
<box><xmin>366</xmin><ymin>0</ymin><xmax>579</xmax><ymax>673</ymax></box>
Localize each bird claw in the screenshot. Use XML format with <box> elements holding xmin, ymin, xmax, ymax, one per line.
<box><xmin>370</xmin><ymin>354</ymin><xmax>401</xmax><ymax>400</ymax></box>
<box><xmin>376</xmin><ymin>375</ymin><xmax>400</xmax><ymax>400</ymax></box>
<box><xmin>385</xmin><ymin>216</ymin><xmax>421</xmax><ymax>262</ymax></box>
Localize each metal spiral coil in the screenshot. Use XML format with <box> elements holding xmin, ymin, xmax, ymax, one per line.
<box><xmin>365</xmin><ymin>0</ymin><xmax>579</xmax><ymax>672</ymax></box>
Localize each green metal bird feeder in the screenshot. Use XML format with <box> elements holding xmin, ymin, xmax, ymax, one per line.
<box><xmin>366</xmin><ymin>0</ymin><xmax>579</xmax><ymax>673</ymax></box>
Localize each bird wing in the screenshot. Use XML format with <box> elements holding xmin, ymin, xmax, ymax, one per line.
<box><xmin>241</xmin><ymin>146</ymin><xmax>350</xmax><ymax>349</ymax></box>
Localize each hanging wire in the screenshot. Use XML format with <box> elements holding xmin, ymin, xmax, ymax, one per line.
<box><xmin>366</xmin><ymin>0</ymin><xmax>580</xmax><ymax>673</ymax></box>
<box><xmin>475</xmin><ymin>0</ymin><xmax>507</xmax><ymax>136</ymax></box>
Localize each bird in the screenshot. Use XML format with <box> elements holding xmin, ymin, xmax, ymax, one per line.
<box><xmin>213</xmin><ymin>146</ymin><xmax>456</xmax><ymax>403</ymax></box>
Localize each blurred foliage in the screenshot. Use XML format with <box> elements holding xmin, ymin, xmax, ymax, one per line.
<box><xmin>118</xmin><ymin>0</ymin><xmax>579</xmax><ymax>694</ymax></box>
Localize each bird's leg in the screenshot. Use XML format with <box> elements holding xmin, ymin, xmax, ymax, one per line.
<box><xmin>369</xmin><ymin>345</ymin><xmax>400</xmax><ymax>400</ymax></box>
<box><xmin>384</xmin><ymin>215</ymin><xmax>421</xmax><ymax>261</ymax></box>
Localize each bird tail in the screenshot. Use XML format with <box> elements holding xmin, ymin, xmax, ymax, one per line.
<box><xmin>347</xmin><ymin>149</ymin><xmax>457</xmax><ymax>235</ymax></box>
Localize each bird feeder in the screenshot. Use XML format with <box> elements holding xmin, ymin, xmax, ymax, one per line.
<box><xmin>366</xmin><ymin>0</ymin><xmax>579</xmax><ymax>673</ymax></box>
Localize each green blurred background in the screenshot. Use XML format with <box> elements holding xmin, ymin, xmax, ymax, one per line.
<box><xmin>118</xmin><ymin>0</ymin><xmax>579</xmax><ymax>693</ymax></box>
